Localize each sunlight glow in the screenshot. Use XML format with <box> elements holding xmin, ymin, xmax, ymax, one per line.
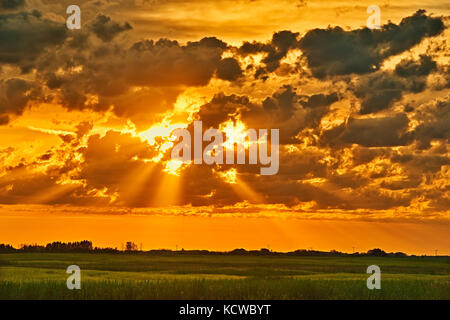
<box><xmin>217</xmin><ymin>168</ymin><xmax>238</xmax><ymax>184</ymax></box>
<box><xmin>139</xmin><ymin>122</ymin><xmax>186</xmax><ymax>146</ymax></box>
<box><xmin>219</xmin><ymin>119</ymin><xmax>250</xmax><ymax>150</ymax></box>
<box><xmin>163</xmin><ymin>159</ymin><xmax>185</xmax><ymax>176</ymax></box>
<box><xmin>139</xmin><ymin>121</ymin><xmax>188</xmax><ymax>163</ymax></box>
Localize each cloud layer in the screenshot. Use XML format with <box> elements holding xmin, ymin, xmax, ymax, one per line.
<box><xmin>0</xmin><ymin>5</ymin><xmax>448</xmax><ymax>220</ymax></box>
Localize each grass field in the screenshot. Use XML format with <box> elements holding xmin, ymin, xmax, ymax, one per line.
<box><xmin>0</xmin><ymin>253</ymin><xmax>448</xmax><ymax>299</ymax></box>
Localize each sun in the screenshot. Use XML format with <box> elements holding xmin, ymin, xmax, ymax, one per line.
<box><xmin>138</xmin><ymin>120</ymin><xmax>189</xmax><ymax>172</ymax></box>
<box><xmin>219</xmin><ymin>119</ymin><xmax>249</xmax><ymax>149</ymax></box>
<box><xmin>139</xmin><ymin>121</ymin><xmax>187</xmax><ymax>146</ymax></box>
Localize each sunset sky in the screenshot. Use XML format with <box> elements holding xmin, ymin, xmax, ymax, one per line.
<box><xmin>0</xmin><ymin>0</ymin><xmax>449</xmax><ymax>254</ymax></box>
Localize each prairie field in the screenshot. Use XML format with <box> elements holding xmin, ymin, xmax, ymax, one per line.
<box><xmin>0</xmin><ymin>253</ymin><xmax>448</xmax><ymax>300</ymax></box>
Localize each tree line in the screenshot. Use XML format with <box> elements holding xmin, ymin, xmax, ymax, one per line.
<box><xmin>0</xmin><ymin>242</ymin><xmax>421</xmax><ymax>257</ymax></box>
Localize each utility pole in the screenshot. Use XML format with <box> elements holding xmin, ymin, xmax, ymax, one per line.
<box><xmin>352</xmin><ymin>247</ymin><xmax>356</xmax><ymax>254</ymax></box>
<box><xmin>435</xmin><ymin>249</ymin><xmax>438</xmax><ymax>256</ymax></box>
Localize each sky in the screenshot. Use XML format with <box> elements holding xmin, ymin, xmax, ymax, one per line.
<box><xmin>0</xmin><ymin>0</ymin><xmax>449</xmax><ymax>254</ymax></box>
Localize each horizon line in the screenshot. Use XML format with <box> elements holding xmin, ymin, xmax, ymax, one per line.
<box><xmin>1</xmin><ymin>241</ymin><xmax>449</xmax><ymax>257</ymax></box>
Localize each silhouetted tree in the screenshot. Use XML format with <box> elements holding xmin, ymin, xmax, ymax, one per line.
<box><xmin>366</xmin><ymin>248</ymin><xmax>387</xmax><ymax>256</ymax></box>
<box><xmin>0</xmin><ymin>244</ymin><xmax>16</xmax><ymax>253</ymax></box>
<box><xmin>125</xmin><ymin>241</ymin><xmax>138</xmax><ymax>252</ymax></box>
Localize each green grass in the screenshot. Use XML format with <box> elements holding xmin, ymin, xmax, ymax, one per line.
<box><xmin>0</xmin><ymin>253</ymin><xmax>449</xmax><ymax>299</ymax></box>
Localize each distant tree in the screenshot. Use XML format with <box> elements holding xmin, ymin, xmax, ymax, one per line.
<box><xmin>125</xmin><ymin>241</ymin><xmax>138</xmax><ymax>252</ymax></box>
<box><xmin>44</xmin><ymin>241</ymin><xmax>92</xmax><ymax>252</ymax></box>
<box><xmin>366</xmin><ymin>248</ymin><xmax>387</xmax><ymax>256</ymax></box>
<box><xmin>0</xmin><ymin>244</ymin><xmax>16</xmax><ymax>253</ymax></box>
<box><xmin>292</xmin><ymin>249</ymin><xmax>308</xmax><ymax>256</ymax></box>
<box><xmin>391</xmin><ymin>252</ymin><xmax>407</xmax><ymax>257</ymax></box>
<box><xmin>230</xmin><ymin>248</ymin><xmax>247</xmax><ymax>255</ymax></box>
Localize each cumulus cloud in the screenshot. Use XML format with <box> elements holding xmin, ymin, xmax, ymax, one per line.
<box><xmin>299</xmin><ymin>10</ymin><xmax>444</xmax><ymax>78</ymax></box>
<box><xmin>0</xmin><ymin>78</ymin><xmax>41</xmax><ymax>122</ymax></box>
<box><xmin>90</xmin><ymin>14</ymin><xmax>132</xmax><ymax>42</ymax></box>
<box><xmin>413</xmin><ymin>98</ymin><xmax>450</xmax><ymax>149</ymax></box>
<box><xmin>0</xmin><ymin>10</ymin><xmax>241</xmax><ymax>123</ymax></box>
<box><xmin>321</xmin><ymin>114</ymin><xmax>412</xmax><ymax>147</ymax></box>
<box><xmin>238</xmin><ymin>30</ymin><xmax>301</xmax><ymax>78</ymax></box>
<box><xmin>0</xmin><ymin>10</ymin><xmax>67</xmax><ymax>72</ymax></box>
<box><xmin>216</xmin><ymin>57</ymin><xmax>243</xmax><ymax>81</ymax></box>
<box><xmin>395</xmin><ymin>55</ymin><xmax>437</xmax><ymax>77</ymax></box>
<box><xmin>0</xmin><ymin>0</ymin><xmax>24</xmax><ymax>10</ymax></box>
<box><xmin>299</xmin><ymin>92</ymin><xmax>339</xmax><ymax>108</ymax></box>
<box><xmin>0</xmin><ymin>6</ymin><xmax>448</xmax><ymax>215</ymax></box>
<box><xmin>354</xmin><ymin>55</ymin><xmax>438</xmax><ymax>114</ymax></box>
<box><xmin>194</xmin><ymin>85</ymin><xmax>340</xmax><ymax>144</ymax></box>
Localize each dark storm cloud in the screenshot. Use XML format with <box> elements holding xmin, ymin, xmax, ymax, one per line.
<box><xmin>354</xmin><ymin>72</ymin><xmax>405</xmax><ymax>114</ymax></box>
<box><xmin>346</xmin><ymin>187</ymin><xmax>413</xmax><ymax>210</ymax></box>
<box><xmin>238</xmin><ymin>30</ymin><xmax>301</xmax><ymax>78</ymax></box>
<box><xmin>423</xmin><ymin>184</ymin><xmax>450</xmax><ymax>211</ymax></box>
<box><xmin>0</xmin><ymin>10</ymin><xmax>67</xmax><ymax>72</ymax></box>
<box><xmin>35</xmin><ymin>36</ymin><xmax>230</xmax><ymax>120</ymax></box>
<box><xmin>105</xmin><ymin>36</ymin><xmax>227</xmax><ymax>84</ymax></box>
<box><xmin>392</xmin><ymin>153</ymin><xmax>450</xmax><ymax>173</ymax></box>
<box><xmin>0</xmin><ymin>10</ymin><xmax>237</xmax><ymax>122</ymax></box>
<box><xmin>299</xmin><ymin>92</ymin><xmax>339</xmax><ymax>108</ymax></box>
<box><xmin>0</xmin><ymin>171</ymin><xmax>79</xmax><ymax>204</ymax></box>
<box><xmin>276</xmin><ymin>149</ymin><xmax>328</xmax><ymax>180</ymax></box>
<box><xmin>0</xmin><ymin>0</ymin><xmax>24</xmax><ymax>9</ymax></box>
<box><xmin>254</xmin><ymin>178</ymin><xmax>345</xmax><ymax>208</ymax></box>
<box><xmin>0</xmin><ymin>160</ymin><xmax>108</xmax><ymax>206</ymax></box>
<box><xmin>351</xmin><ymin>147</ymin><xmax>391</xmax><ymax>165</ymax></box>
<box><xmin>236</xmin><ymin>173</ymin><xmax>413</xmax><ymax>210</ymax></box>
<box><xmin>194</xmin><ymin>86</ymin><xmax>298</xmax><ymax>129</ymax></box>
<box><xmin>90</xmin><ymin>14</ymin><xmax>132</xmax><ymax>42</ymax></box>
<box><xmin>179</xmin><ymin>165</ymin><xmax>237</xmax><ymax>206</ymax></box>
<box><xmin>179</xmin><ymin>166</ymin><xmax>345</xmax><ymax>208</ymax></box>
<box><xmin>0</xmin><ymin>78</ymin><xmax>41</xmax><ymax>123</ymax></box>
<box><xmin>299</xmin><ymin>10</ymin><xmax>444</xmax><ymax>78</ymax></box>
<box><xmin>395</xmin><ymin>55</ymin><xmax>437</xmax><ymax>78</ymax></box>
<box><xmin>59</xmin><ymin>36</ymin><xmax>228</xmax><ymax>90</ymax></box>
<box><xmin>0</xmin><ymin>127</ymin><xmax>165</xmax><ymax>206</ymax></box>
<box><xmin>76</xmin><ymin>131</ymin><xmax>163</xmax><ymax>206</ymax></box>
<box><xmin>216</xmin><ymin>57</ymin><xmax>243</xmax><ymax>81</ymax></box>
<box><xmin>354</xmin><ymin>55</ymin><xmax>437</xmax><ymax>114</ymax></box>
<box><xmin>194</xmin><ymin>93</ymin><xmax>252</xmax><ymax>128</ymax></box>
<box><xmin>0</xmin><ymin>114</ymin><xmax>9</xmax><ymax>125</ymax></box>
<box><xmin>321</xmin><ymin>114</ymin><xmax>412</xmax><ymax>148</ymax></box>
<box><xmin>413</xmin><ymin>98</ymin><xmax>450</xmax><ymax>149</ymax></box>
<box><xmin>380</xmin><ymin>177</ymin><xmax>422</xmax><ymax>191</ymax></box>
<box><xmin>193</xmin><ymin>84</ymin><xmax>343</xmax><ymax>145</ymax></box>
<box><xmin>327</xmin><ymin>172</ymin><xmax>370</xmax><ymax>189</ymax></box>
<box><xmin>261</xmin><ymin>84</ymin><xmax>298</xmax><ymax>121</ymax></box>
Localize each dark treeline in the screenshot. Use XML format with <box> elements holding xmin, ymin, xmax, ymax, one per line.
<box><xmin>0</xmin><ymin>241</ymin><xmax>117</xmax><ymax>254</ymax></box>
<box><xmin>0</xmin><ymin>242</ymin><xmax>444</xmax><ymax>257</ymax></box>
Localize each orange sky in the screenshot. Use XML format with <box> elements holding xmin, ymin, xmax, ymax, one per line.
<box><xmin>0</xmin><ymin>0</ymin><xmax>449</xmax><ymax>254</ymax></box>
<box><xmin>0</xmin><ymin>208</ymin><xmax>449</xmax><ymax>255</ymax></box>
